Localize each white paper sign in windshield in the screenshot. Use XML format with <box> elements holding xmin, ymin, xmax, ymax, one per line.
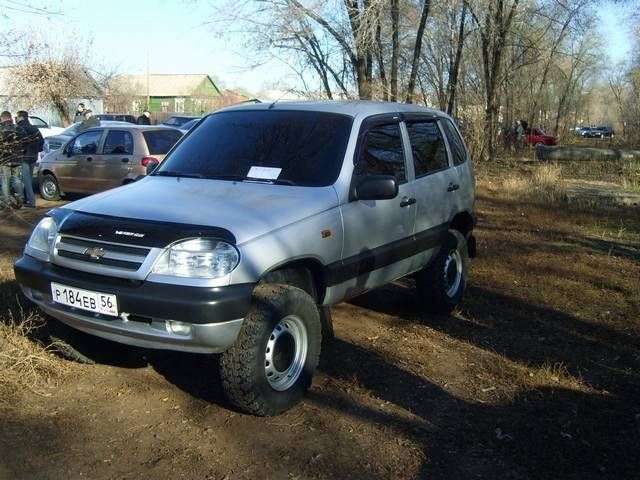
<box><xmin>247</xmin><ymin>166</ymin><xmax>282</xmax><ymax>180</ymax></box>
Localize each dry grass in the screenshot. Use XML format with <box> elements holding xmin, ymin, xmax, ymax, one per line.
<box><xmin>0</xmin><ymin>305</ymin><xmax>66</xmax><ymax>407</ymax></box>
<box><xmin>502</xmin><ymin>163</ymin><xmax>566</xmax><ymax>204</ymax></box>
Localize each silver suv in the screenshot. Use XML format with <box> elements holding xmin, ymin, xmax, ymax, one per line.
<box><xmin>15</xmin><ymin>101</ymin><xmax>476</xmax><ymax>416</ymax></box>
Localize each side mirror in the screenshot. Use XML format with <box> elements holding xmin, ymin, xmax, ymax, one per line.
<box><xmin>63</xmin><ymin>145</ymin><xmax>72</xmax><ymax>156</ymax></box>
<box><xmin>353</xmin><ymin>175</ymin><xmax>398</xmax><ymax>201</ymax></box>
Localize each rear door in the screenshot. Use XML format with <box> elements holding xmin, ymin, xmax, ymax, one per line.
<box><xmin>56</xmin><ymin>130</ymin><xmax>104</xmax><ymax>193</ymax></box>
<box><xmin>87</xmin><ymin>129</ymin><xmax>134</xmax><ymax>192</ymax></box>
<box><xmin>439</xmin><ymin>117</ymin><xmax>474</xmax><ymax>213</ymax></box>
<box><xmin>406</xmin><ymin>118</ymin><xmax>460</xmax><ymax>270</ymax></box>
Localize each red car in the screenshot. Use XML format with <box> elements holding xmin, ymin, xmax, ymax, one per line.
<box><xmin>525</xmin><ymin>128</ymin><xmax>556</xmax><ymax>146</ymax></box>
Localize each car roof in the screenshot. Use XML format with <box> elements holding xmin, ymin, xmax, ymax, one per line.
<box><xmin>217</xmin><ymin>100</ymin><xmax>445</xmax><ymax>118</ymax></box>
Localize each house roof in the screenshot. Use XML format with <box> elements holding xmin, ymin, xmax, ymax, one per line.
<box><xmin>118</xmin><ymin>74</ymin><xmax>220</xmax><ymax>97</ymax></box>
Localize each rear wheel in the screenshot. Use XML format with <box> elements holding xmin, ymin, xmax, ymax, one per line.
<box><xmin>417</xmin><ymin>230</ymin><xmax>469</xmax><ymax>314</ymax></box>
<box><xmin>40</xmin><ymin>174</ymin><xmax>61</xmax><ymax>201</ymax></box>
<box><xmin>220</xmin><ymin>284</ymin><xmax>321</xmax><ymax>416</ymax></box>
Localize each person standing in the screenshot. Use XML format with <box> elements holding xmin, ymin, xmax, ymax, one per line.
<box><xmin>16</xmin><ymin>111</ymin><xmax>43</xmax><ymax>208</ymax></box>
<box><xmin>0</xmin><ymin>111</ymin><xmax>22</xmax><ymax>209</ymax></box>
<box><xmin>74</xmin><ymin>103</ymin><xmax>87</xmax><ymax>123</ymax></box>
<box><xmin>77</xmin><ymin>109</ymin><xmax>100</xmax><ymax>132</ymax></box>
<box><xmin>137</xmin><ymin>110</ymin><xmax>151</xmax><ymax>125</ymax></box>
<box><xmin>515</xmin><ymin>120</ymin><xmax>525</xmax><ymax>151</ymax></box>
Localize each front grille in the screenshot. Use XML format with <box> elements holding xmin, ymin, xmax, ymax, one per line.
<box><xmin>55</xmin><ymin>235</ymin><xmax>151</xmax><ymax>271</ymax></box>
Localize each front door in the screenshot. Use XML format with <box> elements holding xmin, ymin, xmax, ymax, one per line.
<box><xmin>56</xmin><ymin>130</ymin><xmax>104</xmax><ymax>193</ymax></box>
<box><xmin>87</xmin><ymin>130</ymin><xmax>134</xmax><ymax>193</ymax></box>
<box><xmin>336</xmin><ymin>119</ymin><xmax>416</xmax><ymax>297</ymax></box>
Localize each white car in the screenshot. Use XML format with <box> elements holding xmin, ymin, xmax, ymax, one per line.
<box><xmin>29</xmin><ymin>116</ymin><xmax>65</xmax><ymax>138</ymax></box>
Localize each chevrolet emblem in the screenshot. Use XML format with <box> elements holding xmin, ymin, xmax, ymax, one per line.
<box><xmin>83</xmin><ymin>247</ymin><xmax>105</xmax><ymax>260</ymax></box>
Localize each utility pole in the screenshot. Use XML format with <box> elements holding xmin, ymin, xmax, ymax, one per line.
<box><xmin>146</xmin><ymin>51</ymin><xmax>150</xmax><ymax>111</ymax></box>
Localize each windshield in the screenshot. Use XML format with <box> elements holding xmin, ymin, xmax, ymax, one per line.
<box><xmin>155</xmin><ymin>110</ymin><xmax>353</xmax><ymax>187</ymax></box>
<box><xmin>61</xmin><ymin>122</ymin><xmax>82</xmax><ymax>136</ymax></box>
<box><xmin>180</xmin><ymin>118</ymin><xmax>199</xmax><ymax>130</ymax></box>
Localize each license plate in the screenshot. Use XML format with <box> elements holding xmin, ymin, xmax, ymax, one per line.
<box><xmin>50</xmin><ymin>282</ymin><xmax>118</xmax><ymax>317</ymax></box>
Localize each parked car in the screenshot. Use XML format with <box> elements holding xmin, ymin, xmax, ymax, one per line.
<box><xmin>96</xmin><ymin>113</ymin><xmax>137</xmax><ymax>124</ymax></box>
<box><xmin>525</xmin><ymin>127</ymin><xmax>557</xmax><ymax>146</ymax></box>
<box><xmin>29</xmin><ymin>115</ymin><xmax>64</xmax><ymax>138</ymax></box>
<box><xmin>37</xmin><ymin>125</ymin><xmax>183</xmax><ymax>200</ymax></box>
<box><xmin>15</xmin><ymin>101</ymin><xmax>476</xmax><ymax>416</ymax></box>
<box><xmin>177</xmin><ymin>117</ymin><xmax>200</xmax><ymax>133</ymax></box>
<box><xmin>591</xmin><ymin>126</ymin><xmax>615</xmax><ymax>138</ymax></box>
<box><xmin>161</xmin><ymin>115</ymin><xmax>199</xmax><ymax>128</ymax></box>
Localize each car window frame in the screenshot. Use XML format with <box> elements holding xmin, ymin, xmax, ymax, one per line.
<box><xmin>352</xmin><ymin>113</ymin><xmax>409</xmax><ymax>187</ymax></box>
<box><xmin>101</xmin><ymin>129</ymin><xmax>135</xmax><ymax>155</ymax></box>
<box><xmin>439</xmin><ymin>117</ymin><xmax>469</xmax><ymax>167</ymax></box>
<box><xmin>404</xmin><ymin>118</ymin><xmax>451</xmax><ymax>179</ymax></box>
<box><xmin>68</xmin><ymin>129</ymin><xmax>105</xmax><ymax>156</ymax></box>
<box><xmin>29</xmin><ymin>116</ymin><xmax>49</xmax><ymax>128</ymax></box>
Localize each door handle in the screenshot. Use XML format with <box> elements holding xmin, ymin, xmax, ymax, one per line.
<box><xmin>447</xmin><ymin>183</ymin><xmax>460</xmax><ymax>192</ymax></box>
<box><xmin>400</xmin><ymin>197</ymin><xmax>416</xmax><ymax>207</ymax></box>
<box><xmin>121</xmin><ymin>158</ymin><xmax>129</xmax><ymax>163</ymax></box>
<box><xmin>86</xmin><ymin>157</ymin><xmax>93</xmax><ymax>162</ymax></box>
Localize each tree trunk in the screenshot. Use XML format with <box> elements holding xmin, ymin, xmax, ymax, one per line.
<box><xmin>446</xmin><ymin>0</ymin><xmax>466</xmax><ymax>115</ymax></box>
<box><xmin>375</xmin><ymin>22</ymin><xmax>389</xmax><ymax>101</ymax></box>
<box><xmin>406</xmin><ymin>0</ymin><xmax>431</xmax><ymax>103</ymax></box>
<box><xmin>390</xmin><ymin>0</ymin><xmax>399</xmax><ymax>101</ymax></box>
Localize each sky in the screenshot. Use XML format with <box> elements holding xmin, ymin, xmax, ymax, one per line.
<box><xmin>2</xmin><ymin>0</ymin><xmax>637</xmax><ymax>94</ymax></box>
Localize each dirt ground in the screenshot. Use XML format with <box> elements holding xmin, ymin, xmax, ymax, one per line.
<box><xmin>0</xmin><ymin>176</ymin><xmax>639</xmax><ymax>480</ymax></box>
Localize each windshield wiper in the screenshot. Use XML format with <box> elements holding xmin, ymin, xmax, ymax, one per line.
<box><xmin>204</xmin><ymin>174</ymin><xmax>248</xmax><ymax>181</ymax></box>
<box><xmin>154</xmin><ymin>170</ymin><xmax>204</xmax><ymax>179</ymax></box>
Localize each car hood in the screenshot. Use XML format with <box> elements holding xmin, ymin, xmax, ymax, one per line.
<box><xmin>64</xmin><ymin>176</ymin><xmax>339</xmax><ymax>245</ymax></box>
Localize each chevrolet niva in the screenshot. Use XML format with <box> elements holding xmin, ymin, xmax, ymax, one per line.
<box><xmin>15</xmin><ymin>101</ymin><xmax>476</xmax><ymax>416</ymax></box>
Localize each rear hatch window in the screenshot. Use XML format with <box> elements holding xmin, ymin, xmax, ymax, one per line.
<box><xmin>142</xmin><ymin>130</ymin><xmax>183</xmax><ymax>155</ymax></box>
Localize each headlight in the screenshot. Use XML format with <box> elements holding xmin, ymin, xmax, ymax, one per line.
<box><xmin>25</xmin><ymin>216</ymin><xmax>58</xmax><ymax>261</ymax></box>
<box><xmin>152</xmin><ymin>238</ymin><xmax>239</xmax><ymax>279</ymax></box>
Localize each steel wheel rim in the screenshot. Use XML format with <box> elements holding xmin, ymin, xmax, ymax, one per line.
<box><xmin>43</xmin><ymin>180</ymin><xmax>57</xmax><ymax>198</ymax></box>
<box><xmin>264</xmin><ymin>315</ymin><xmax>308</xmax><ymax>391</ymax></box>
<box><xmin>444</xmin><ymin>249</ymin><xmax>463</xmax><ymax>298</ymax></box>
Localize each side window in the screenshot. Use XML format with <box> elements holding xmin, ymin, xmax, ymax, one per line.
<box><xmin>356</xmin><ymin>123</ymin><xmax>406</xmax><ymax>183</ymax></box>
<box><xmin>70</xmin><ymin>130</ymin><xmax>102</xmax><ymax>155</ymax></box>
<box><xmin>103</xmin><ymin>130</ymin><xmax>134</xmax><ymax>154</ymax></box>
<box><xmin>441</xmin><ymin>119</ymin><xmax>467</xmax><ymax>166</ymax></box>
<box><xmin>406</xmin><ymin>121</ymin><xmax>449</xmax><ymax>177</ymax></box>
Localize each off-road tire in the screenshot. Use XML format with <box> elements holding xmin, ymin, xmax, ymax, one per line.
<box><xmin>417</xmin><ymin>229</ymin><xmax>469</xmax><ymax>314</ymax></box>
<box><xmin>40</xmin><ymin>174</ymin><xmax>61</xmax><ymax>201</ymax></box>
<box><xmin>220</xmin><ymin>284</ymin><xmax>321</xmax><ymax>416</ymax></box>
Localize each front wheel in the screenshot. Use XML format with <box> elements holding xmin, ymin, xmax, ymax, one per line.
<box><xmin>416</xmin><ymin>230</ymin><xmax>469</xmax><ymax>314</ymax></box>
<box><xmin>40</xmin><ymin>174</ymin><xmax>61</xmax><ymax>201</ymax></box>
<box><xmin>220</xmin><ymin>284</ymin><xmax>321</xmax><ymax>416</ymax></box>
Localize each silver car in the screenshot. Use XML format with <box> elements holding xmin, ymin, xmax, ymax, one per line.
<box><xmin>38</xmin><ymin>125</ymin><xmax>183</xmax><ymax>200</ymax></box>
<box><xmin>15</xmin><ymin>101</ymin><xmax>476</xmax><ymax>416</ymax></box>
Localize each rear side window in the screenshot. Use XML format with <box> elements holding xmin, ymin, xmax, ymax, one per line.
<box><xmin>356</xmin><ymin>124</ymin><xmax>406</xmax><ymax>183</ymax></box>
<box><xmin>406</xmin><ymin>121</ymin><xmax>449</xmax><ymax>177</ymax></box>
<box><xmin>143</xmin><ymin>130</ymin><xmax>183</xmax><ymax>155</ymax></box>
<box><xmin>102</xmin><ymin>130</ymin><xmax>133</xmax><ymax>154</ymax></box>
<box><xmin>441</xmin><ymin>119</ymin><xmax>467</xmax><ymax>166</ymax></box>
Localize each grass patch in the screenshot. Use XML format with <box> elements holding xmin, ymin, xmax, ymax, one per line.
<box><xmin>502</xmin><ymin>163</ymin><xmax>566</xmax><ymax>204</ymax></box>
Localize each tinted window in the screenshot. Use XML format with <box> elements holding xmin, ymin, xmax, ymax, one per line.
<box><xmin>356</xmin><ymin>124</ymin><xmax>406</xmax><ymax>183</ymax></box>
<box><xmin>71</xmin><ymin>130</ymin><xmax>102</xmax><ymax>155</ymax></box>
<box><xmin>406</xmin><ymin>122</ymin><xmax>448</xmax><ymax>177</ymax></box>
<box><xmin>156</xmin><ymin>111</ymin><xmax>353</xmax><ymax>187</ymax></box>
<box><xmin>103</xmin><ymin>130</ymin><xmax>134</xmax><ymax>154</ymax></box>
<box><xmin>441</xmin><ymin>119</ymin><xmax>467</xmax><ymax>166</ymax></box>
<box><xmin>142</xmin><ymin>130</ymin><xmax>183</xmax><ymax>155</ymax></box>
<box><xmin>163</xmin><ymin>116</ymin><xmax>194</xmax><ymax>127</ymax></box>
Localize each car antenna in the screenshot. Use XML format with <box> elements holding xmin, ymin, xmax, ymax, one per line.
<box><xmin>268</xmin><ymin>89</ymin><xmax>293</xmax><ymax>110</ymax></box>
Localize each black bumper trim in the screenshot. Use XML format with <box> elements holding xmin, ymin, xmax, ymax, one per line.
<box><xmin>14</xmin><ymin>255</ymin><xmax>254</xmax><ymax>325</ymax></box>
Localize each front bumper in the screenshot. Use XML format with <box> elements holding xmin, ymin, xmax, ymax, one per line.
<box><xmin>14</xmin><ymin>254</ymin><xmax>255</xmax><ymax>354</ymax></box>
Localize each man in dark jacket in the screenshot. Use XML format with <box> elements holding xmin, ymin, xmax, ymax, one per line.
<box><xmin>16</xmin><ymin>111</ymin><xmax>43</xmax><ymax>208</ymax></box>
<box><xmin>73</xmin><ymin>103</ymin><xmax>86</xmax><ymax>123</ymax></box>
<box><xmin>137</xmin><ymin>110</ymin><xmax>151</xmax><ymax>125</ymax></box>
<box><xmin>0</xmin><ymin>111</ymin><xmax>23</xmax><ymax>209</ymax></box>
